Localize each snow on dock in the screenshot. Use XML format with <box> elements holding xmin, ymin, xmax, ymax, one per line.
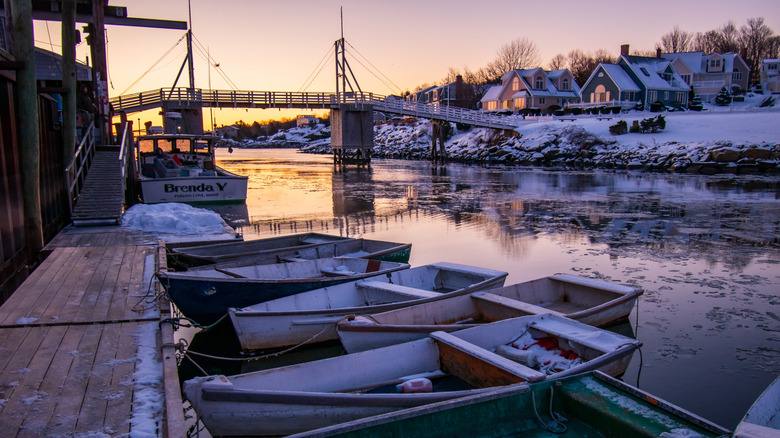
<box><xmin>0</xmin><ymin>217</ymin><xmax>219</xmax><ymax>436</ymax></box>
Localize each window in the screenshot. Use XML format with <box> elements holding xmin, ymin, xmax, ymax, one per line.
<box><xmin>539</xmin><ymin>97</ymin><xmax>546</xmax><ymax>105</ymax></box>
<box><xmin>733</xmin><ymin>71</ymin><xmax>742</xmax><ymax>80</ymax></box>
<box><xmin>768</xmin><ymin>63</ymin><xmax>779</xmax><ymax>70</ymax></box>
<box><xmin>514</xmin><ymin>97</ymin><xmax>526</xmax><ymax>109</ymax></box>
<box><xmin>681</xmin><ymin>74</ymin><xmax>691</xmax><ymax>85</ymax></box>
<box><xmin>664</xmin><ymin>91</ymin><xmax>669</xmax><ymax>100</ymax></box>
<box><xmin>598</xmin><ymin>71</ymin><xmax>604</xmax><ymax>78</ymax></box>
<box><xmin>676</xmin><ymin>92</ymin><xmax>687</xmax><ymax>103</ymax></box>
<box><xmin>640</xmin><ymin>67</ymin><xmax>650</xmax><ymax>76</ymax></box>
<box><xmin>594</xmin><ymin>85</ymin><xmax>608</xmax><ymax>102</ymax></box>
<box><xmin>649</xmin><ymin>90</ymin><xmax>657</xmax><ymax>102</ymax></box>
<box><xmin>535</xmin><ymin>76</ymin><xmax>544</xmax><ymax>89</ymax></box>
<box><xmin>561</xmin><ymin>78</ymin><xmax>569</xmax><ymax>90</ymax></box>
<box><xmin>485</xmin><ymin>101</ymin><xmax>498</xmax><ymax>111</ymax></box>
<box><xmin>512</xmin><ymin>77</ymin><xmax>519</xmax><ymax>91</ymax></box>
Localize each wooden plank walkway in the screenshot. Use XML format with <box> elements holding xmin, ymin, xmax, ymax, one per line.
<box><xmin>0</xmin><ymin>225</ymin><xmax>186</xmax><ymax>437</ymax></box>
<box><xmin>71</xmin><ymin>149</ymin><xmax>125</xmax><ymax>226</ymax></box>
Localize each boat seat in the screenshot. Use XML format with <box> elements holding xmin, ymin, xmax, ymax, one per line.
<box><xmin>355</xmin><ymin>280</ymin><xmax>442</xmax><ymax>299</ymax></box>
<box><xmin>430</xmin><ymin>331</ymin><xmax>546</xmax><ymax>383</ymax></box>
<box><xmin>471</xmin><ymin>292</ymin><xmax>565</xmax><ymax>317</ymax></box>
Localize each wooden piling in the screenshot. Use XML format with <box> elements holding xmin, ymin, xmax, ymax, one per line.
<box><xmin>10</xmin><ymin>0</ymin><xmax>44</xmax><ymax>262</ymax></box>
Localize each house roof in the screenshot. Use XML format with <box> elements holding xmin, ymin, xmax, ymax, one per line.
<box><xmin>480</xmin><ymin>84</ymin><xmax>503</xmax><ymax>102</ymax></box>
<box><xmin>661</xmin><ymin>51</ymin><xmax>749</xmax><ymax>74</ymax></box>
<box><xmin>598</xmin><ymin>63</ymin><xmax>641</xmax><ymax>92</ymax></box>
<box><xmin>35</xmin><ymin>47</ymin><xmax>92</xmax><ymax>82</ymax></box>
<box><xmin>621</xmin><ymin>55</ymin><xmax>690</xmax><ymax>92</ymax></box>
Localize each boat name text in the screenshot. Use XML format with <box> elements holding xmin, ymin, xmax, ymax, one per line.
<box><xmin>164</xmin><ymin>182</ymin><xmax>227</xmax><ymax>193</ymax></box>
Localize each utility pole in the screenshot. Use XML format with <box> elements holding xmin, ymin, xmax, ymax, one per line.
<box><xmin>10</xmin><ymin>0</ymin><xmax>43</xmax><ymax>262</ymax></box>
<box><xmin>90</xmin><ymin>0</ymin><xmax>109</xmax><ymax>143</ymax></box>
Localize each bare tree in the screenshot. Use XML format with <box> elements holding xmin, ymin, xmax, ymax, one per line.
<box><xmin>482</xmin><ymin>37</ymin><xmax>541</xmax><ymax>82</ymax></box>
<box><xmin>659</xmin><ymin>26</ymin><xmax>693</xmax><ymax>53</ymax></box>
<box><xmin>547</xmin><ymin>53</ymin><xmax>567</xmax><ymax>70</ymax></box>
<box><xmin>567</xmin><ymin>49</ymin><xmax>615</xmax><ymax>86</ymax></box>
<box><xmin>740</xmin><ymin>17</ymin><xmax>775</xmax><ymax>84</ymax></box>
<box><xmin>718</xmin><ymin>21</ymin><xmax>741</xmax><ymax>53</ymax></box>
<box><xmin>692</xmin><ymin>30</ymin><xmax>719</xmax><ymax>53</ymax></box>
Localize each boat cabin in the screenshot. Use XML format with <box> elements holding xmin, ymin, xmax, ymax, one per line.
<box><xmin>136</xmin><ymin>134</ymin><xmax>218</xmax><ymax>179</ymax></box>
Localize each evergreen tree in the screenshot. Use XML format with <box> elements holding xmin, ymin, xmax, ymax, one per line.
<box><xmin>715</xmin><ymin>87</ymin><xmax>732</xmax><ymax>106</ymax></box>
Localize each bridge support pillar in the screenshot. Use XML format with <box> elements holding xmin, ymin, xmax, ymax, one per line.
<box><xmin>162</xmin><ymin>99</ymin><xmax>204</xmax><ymax>134</ymax></box>
<box><xmin>330</xmin><ymin>104</ymin><xmax>373</xmax><ymax>165</ymax></box>
<box><xmin>431</xmin><ymin>120</ymin><xmax>447</xmax><ymax>163</ymax></box>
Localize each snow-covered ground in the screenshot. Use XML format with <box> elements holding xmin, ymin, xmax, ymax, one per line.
<box><xmin>216</xmin><ymin>95</ymin><xmax>779</xmax><ymax>172</ymax></box>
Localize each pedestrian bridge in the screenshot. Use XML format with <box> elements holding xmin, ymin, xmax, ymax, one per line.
<box><xmin>109</xmin><ymin>88</ymin><xmax>526</xmax><ymax>131</ymax></box>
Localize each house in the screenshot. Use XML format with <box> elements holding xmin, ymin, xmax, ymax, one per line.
<box><xmin>760</xmin><ymin>59</ymin><xmax>780</xmax><ymax>93</ymax></box>
<box><xmin>661</xmin><ymin>50</ymin><xmax>750</xmax><ymax>101</ymax></box>
<box><xmin>408</xmin><ymin>76</ymin><xmax>479</xmax><ymax>109</ymax></box>
<box><xmin>480</xmin><ymin>68</ymin><xmax>580</xmax><ymax>114</ymax></box>
<box><xmin>296</xmin><ymin>114</ymin><xmax>317</xmax><ymax>128</ymax></box>
<box><xmin>407</xmin><ymin>85</ymin><xmax>437</xmax><ymax>104</ymax></box>
<box><xmin>580</xmin><ymin>45</ymin><xmax>690</xmax><ymax>109</ymax></box>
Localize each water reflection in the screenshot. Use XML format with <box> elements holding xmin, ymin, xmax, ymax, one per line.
<box><xmin>211</xmin><ymin>148</ymin><xmax>780</xmax><ymax>429</ymax></box>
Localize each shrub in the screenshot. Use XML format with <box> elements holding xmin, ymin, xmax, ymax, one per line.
<box><xmin>600</xmin><ymin>107</ymin><xmax>612</xmax><ymax>114</ymax></box>
<box><xmin>609</xmin><ymin>120</ymin><xmax>628</xmax><ymax>135</ymax></box>
<box><xmin>610</xmin><ymin>106</ymin><xmax>621</xmax><ymax>114</ymax></box>
<box><xmin>629</xmin><ymin>120</ymin><xmax>641</xmax><ymax>133</ymax></box>
<box><xmin>553</xmin><ymin>110</ymin><xmax>565</xmax><ymax>116</ymax></box>
<box><xmin>715</xmin><ymin>87</ymin><xmax>732</xmax><ymax>106</ymax></box>
<box><xmin>688</xmin><ymin>95</ymin><xmax>703</xmax><ymax>111</ymax></box>
<box><xmin>649</xmin><ymin>101</ymin><xmax>665</xmax><ymax>112</ymax></box>
<box><xmin>638</xmin><ymin>114</ymin><xmax>666</xmax><ymax>133</ymax></box>
<box><xmin>571</xmin><ymin>108</ymin><xmax>582</xmax><ymax>115</ymax></box>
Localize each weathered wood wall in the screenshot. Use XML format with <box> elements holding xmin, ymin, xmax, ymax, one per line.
<box><xmin>0</xmin><ymin>70</ymin><xmax>69</xmax><ymax>304</ymax></box>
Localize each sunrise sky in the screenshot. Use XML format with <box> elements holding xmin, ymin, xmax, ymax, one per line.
<box><xmin>32</xmin><ymin>0</ymin><xmax>780</xmax><ymax>127</ymax></box>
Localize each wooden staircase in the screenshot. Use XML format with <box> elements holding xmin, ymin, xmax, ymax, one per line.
<box><xmin>71</xmin><ymin>146</ymin><xmax>125</xmax><ymax>226</ymax></box>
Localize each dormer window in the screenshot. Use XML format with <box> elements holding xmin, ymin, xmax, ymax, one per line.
<box><xmin>512</xmin><ymin>77</ymin><xmax>519</xmax><ymax>91</ymax></box>
<box><xmin>640</xmin><ymin>67</ymin><xmax>650</xmax><ymax>76</ymax></box>
<box><xmin>561</xmin><ymin>78</ymin><xmax>569</xmax><ymax>91</ymax></box>
<box><xmin>535</xmin><ymin>76</ymin><xmax>544</xmax><ymax>89</ymax></box>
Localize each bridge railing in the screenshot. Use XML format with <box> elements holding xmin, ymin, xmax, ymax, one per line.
<box><xmin>110</xmin><ymin>88</ymin><xmax>525</xmax><ymax>130</ymax></box>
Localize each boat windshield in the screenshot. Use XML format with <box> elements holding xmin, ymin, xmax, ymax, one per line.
<box><xmin>193</xmin><ymin>139</ymin><xmax>212</xmax><ymax>155</ymax></box>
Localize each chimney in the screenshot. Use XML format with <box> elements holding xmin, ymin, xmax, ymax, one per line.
<box><xmin>620</xmin><ymin>44</ymin><xmax>630</xmax><ymax>56</ymax></box>
<box><xmin>657</xmin><ymin>48</ymin><xmax>662</xmax><ymax>58</ymax></box>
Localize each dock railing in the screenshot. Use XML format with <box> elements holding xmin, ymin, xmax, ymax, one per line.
<box><xmin>65</xmin><ymin>125</ymin><xmax>96</xmax><ymax>217</ymax></box>
<box><xmin>118</xmin><ymin>120</ymin><xmax>133</xmax><ymax>206</ymax></box>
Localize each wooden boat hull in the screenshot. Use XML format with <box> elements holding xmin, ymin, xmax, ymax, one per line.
<box><xmin>184</xmin><ymin>314</ymin><xmax>641</xmax><ymax>436</ymax></box>
<box><xmin>228</xmin><ymin>263</ymin><xmax>508</xmax><ymax>351</ymax></box>
<box><xmin>337</xmin><ymin>273</ymin><xmax>643</xmax><ymax>353</ymax></box>
<box><xmin>734</xmin><ymin>375</ymin><xmax>780</xmax><ymax>437</ymax></box>
<box><xmin>173</xmin><ymin>234</ymin><xmax>411</xmax><ymax>267</ymax></box>
<box><xmin>158</xmin><ymin>258</ymin><xmax>410</xmax><ymax>325</ymax></box>
<box><xmin>289</xmin><ymin>372</ymin><xmax>731</xmax><ymax>438</ymax></box>
<box><xmin>139</xmin><ymin>166</ymin><xmax>247</xmax><ymax>204</ymax></box>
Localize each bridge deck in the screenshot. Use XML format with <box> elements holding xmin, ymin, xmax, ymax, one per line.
<box><xmin>111</xmin><ymin>88</ymin><xmax>526</xmax><ymax>131</ymax></box>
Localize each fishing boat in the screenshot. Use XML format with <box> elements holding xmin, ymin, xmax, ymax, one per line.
<box><xmin>171</xmin><ymin>233</ymin><xmax>411</xmax><ymax>267</ymax></box>
<box><xmin>183</xmin><ymin>313</ymin><xmax>642</xmax><ymax>436</ymax></box>
<box><xmin>289</xmin><ymin>371</ymin><xmax>731</xmax><ymax>438</ymax></box>
<box><xmin>135</xmin><ymin>133</ymin><xmax>247</xmax><ymax>204</ymax></box>
<box><xmin>228</xmin><ymin>262</ymin><xmax>508</xmax><ymax>351</ymax></box>
<box><xmin>733</xmin><ymin>374</ymin><xmax>780</xmax><ymax>437</ymax></box>
<box><xmin>157</xmin><ymin>257</ymin><xmax>410</xmax><ymax>325</ymax></box>
<box><xmin>337</xmin><ymin>273</ymin><xmax>643</xmax><ymax>353</ymax></box>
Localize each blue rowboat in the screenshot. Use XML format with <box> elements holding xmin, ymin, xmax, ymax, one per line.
<box><xmin>157</xmin><ymin>257</ymin><xmax>410</xmax><ymax>325</ymax></box>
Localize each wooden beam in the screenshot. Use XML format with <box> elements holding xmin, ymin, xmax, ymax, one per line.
<box><xmin>26</xmin><ymin>11</ymin><xmax>188</xmax><ymax>29</ymax></box>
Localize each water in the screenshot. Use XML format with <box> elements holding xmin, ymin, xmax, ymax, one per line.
<box><xmin>203</xmin><ymin>147</ymin><xmax>780</xmax><ymax>430</ymax></box>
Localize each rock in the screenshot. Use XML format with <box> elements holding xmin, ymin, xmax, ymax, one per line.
<box><xmin>709</xmin><ymin>147</ymin><xmax>741</xmax><ymax>162</ymax></box>
<box><xmin>741</xmin><ymin>147</ymin><xmax>772</xmax><ymax>160</ymax></box>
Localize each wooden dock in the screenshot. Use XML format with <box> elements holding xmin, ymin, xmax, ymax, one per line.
<box><xmin>0</xmin><ymin>225</ymin><xmax>186</xmax><ymax>437</ymax></box>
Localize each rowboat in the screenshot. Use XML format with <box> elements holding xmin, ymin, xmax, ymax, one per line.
<box><xmin>169</xmin><ymin>232</ymin><xmax>411</xmax><ymax>267</ymax></box>
<box><xmin>135</xmin><ymin>134</ymin><xmax>247</xmax><ymax>204</ymax></box>
<box><xmin>228</xmin><ymin>262</ymin><xmax>508</xmax><ymax>351</ymax></box>
<box><xmin>336</xmin><ymin>273</ymin><xmax>643</xmax><ymax>353</ymax></box>
<box><xmin>157</xmin><ymin>257</ymin><xmax>410</xmax><ymax>325</ymax></box>
<box><xmin>183</xmin><ymin>314</ymin><xmax>642</xmax><ymax>436</ymax></box>
<box><xmin>289</xmin><ymin>371</ymin><xmax>731</xmax><ymax>438</ymax></box>
<box><xmin>734</xmin><ymin>374</ymin><xmax>780</xmax><ymax>437</ymax></box>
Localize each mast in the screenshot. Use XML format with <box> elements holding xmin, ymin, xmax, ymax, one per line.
<box><xmin>186</xmin><ymin>0</ymin><xmax>195</xmax><ymax>91</ymax></box>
